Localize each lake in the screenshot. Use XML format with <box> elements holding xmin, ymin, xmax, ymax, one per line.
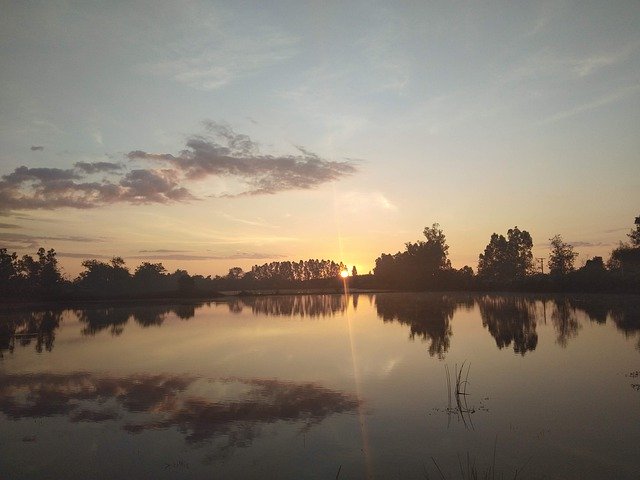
<box><xmin>1</xmin><ymin>293</ymin><xmax>639</xmax><ymax>479</ymax></box>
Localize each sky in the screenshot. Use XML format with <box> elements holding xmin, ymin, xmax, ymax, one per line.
<box><xmin>1</xmin><ymin>1</ymin><xmax>639</xmax><ymax>279</ymax></box>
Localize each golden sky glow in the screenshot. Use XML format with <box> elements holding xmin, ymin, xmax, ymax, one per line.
<box><xmin>0</xmin><ymin>2</ymin><xmax>639</xmax><ymax>277</ymax></box>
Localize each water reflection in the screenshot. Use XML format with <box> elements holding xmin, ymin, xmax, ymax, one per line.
<box><xmin>227</xmin><ymin>294</ymin><xmax>347</xmax><ymax>318</ymax></box>
<box><xmin>375</xmin><ymin>293</ymin><xmax>472</xmax><ymax>359</ymax></box>
<box><xmin>0</xmin><ymin>309</ymin><xmax>61</xmax><ymax>357</ymax></box>
<box><xmin>76</xmin><ymin>303</ymin><xmax>203</xmax><ymax>336</ymax></box>
<box><xmin>551</xmin><ymin>298</ymin><xmax>581</xmax><ymax>347</ymax></box>
<box><xmin>0</xmin><ymin>373</ymin><xmax>359</xmax><ymax>451</ymax></box>
<box><xmin>1</xmin><ymin>294</ymin><xmax>640</xmax><ymax>358</ymax></box>
<box><xmin>477</xmin><ymin>296</ymin><xmax>538</xmax><ymax>355</ymax></box>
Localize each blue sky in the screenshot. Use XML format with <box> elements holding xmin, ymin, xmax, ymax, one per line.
<box><xmin>1</xmin><ymin>1</ymin><xmax>639</xmax><ymax>277</ymax></box>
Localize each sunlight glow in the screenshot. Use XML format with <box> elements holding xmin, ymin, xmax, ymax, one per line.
<box><xmin>340</xmin><ymin>270</ymin><xmax>349</xmax><ymax>278</ymax></box>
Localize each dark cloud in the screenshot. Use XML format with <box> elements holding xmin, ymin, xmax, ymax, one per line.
<box><xmin>0</xmin><ymin>232</ymin><xmax>104</xmax><ymax>249</ymax></box>
<box><xmin>540</xmin><ymin>240</ymin><xmax>612</xmax><ymax>248</ymax></box>
<box><xmin>569</xmin><ymin>241</ymin><xmax>612</xmax><ymax>247</ymax></box>
<box><xmin>0</xmin><ymin>223</ymin><xmax>20</xmax><ymax>229</ymax></box>
<box><xmin>30</xmin><ymin>146</ymin><xmax>44</xmax><ymax>151</ymax></box>
<box><xmin>132</xmin><ymin>252</ymin><xmax>282</xmax><ymax>261</ymax></box>
<box><xmin>57</xmin><ymin>252</ymin><xmax>113</xmax><ymax>259</ymax></box>
<box><xmin>0</xmin><ymin>165</ymin><xmax>194</xmax><ymax>211</ymax></box>
<box><xmin>74</xmin><ymin>161</ymin><xmax>124</xmax><ymax>174</ymax></box>
<box><xmin>128</xmin><ymin>121</ymin><xmax>357</xmax><ymax>196</ymax></box>
<box><xmin>1</xmin><ymin>122</ymin><xmax>358</xmax><ymax>211</ymax></box>
<box><xmin>139</xmin><ymin>249</ymin><xmax>190</xmax><ymax>253</ymax></box>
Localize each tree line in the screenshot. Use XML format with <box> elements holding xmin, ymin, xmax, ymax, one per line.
<box><xmin>373</xmin><ymin>215</ymin><xmax>640</xmax><ymax>292</ymax></box>
<box><xmin>0</xmin><ymin>250</ymin><xmax>352</xmax><ymax>300</ymax></box>
<box><xmin>1</xmin><ymin>214</ymin><xmax>639</xmax><ymax>300</ymax></box>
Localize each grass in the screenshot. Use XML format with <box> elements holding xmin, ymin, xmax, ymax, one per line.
<box><xmin>423</xmin><ymin>437</ymin><xmax>530</xmax><ymax>480</ymax></box>
<box><xmin>445</xmin><ymin>361</ymin><xmax>474</xmax><ymax>429</ymax></box>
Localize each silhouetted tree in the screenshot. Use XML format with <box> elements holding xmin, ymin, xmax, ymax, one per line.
<box><xmin>607</xmin><ymin>214</ymin><xmax>640</xmax><ymax>275</ymax></box>
<box><xmin>351</xmin><ymin>265</ymin><xmax>358</xmax><ymax>276</ymax></box>
<box><xmin>76</xmin><ymin>257</ymin><xmax>131</xmax><ymax>294</ymax></box>
<box><xmin>227</xmin><ymin>267</ymin><xmax>244</xmax><ymax>280</ymax></box>
<box><xmin>373</xmin><ymin>223</ymin><xmax>452</xmax><ymax>289</ymax></box>
<box><xmin>628</xmin><ymin>215</ymin><xmax>640</xmax><ymax>247</ymax></box>
<box><xmin>548</xmin><ymin>234</ymin><xmax>578</xmax><ymax>275</ymax></box>
<box><xmin>133</xmin><ymin>262</ymin><xmax>168</xmax><ymax>292</ymax></box>
<box><xmin>478</xmin><ymin>227</ymin><xmax>533</xmax><ymax>282</ymax></box>
<box><xmin>0</xmin><ymin>248</ymin><xmax>21</xmax><ymax>295</ymax></box>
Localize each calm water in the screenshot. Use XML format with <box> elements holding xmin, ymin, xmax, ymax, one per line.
<box><xmin>1</xmin><ymin>293</ymin><xmax>639</xmax><ymax>479</ymax></box>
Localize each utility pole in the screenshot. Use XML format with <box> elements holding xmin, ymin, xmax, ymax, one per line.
<box><xmin>536</xmin><ymin>257</ymin><xmax>545</xmax><ymax>274</ymax></box>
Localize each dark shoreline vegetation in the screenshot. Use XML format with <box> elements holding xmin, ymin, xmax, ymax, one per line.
<box><xmin>1</xmin><ymin>215</ymin><xmax>639</xmax><ymax>302</ymax></box>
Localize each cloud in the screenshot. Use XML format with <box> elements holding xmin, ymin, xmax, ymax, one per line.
<box><xmin>74</xmin><ymin>161</ymin><xmax>123</xmax><ymax>174</ymax></box>
<box><xmin>0</xmin><ymin>232</ymin><xmax>104</xmax><ymax>249</ymax></box>
<box><xmin>139</xmin><ymin>249</ymin><xmax>189</xmax><ymax>253</ymax></box>
<box><xmin>131</xmin><ymin>252</ymin><xmax>282</xmax><ymax>261</ymax></box>
<box><xmin>128</xmin><ymin>122</ymin><xmax>357</xmax><ymax>196</ymax></box>
<box><xmin>339</xmin><ymin>191</ymin><xmax>397</xmax><ymax>214</ymax></box>
<box><xmin>540</xmin><ymin>240</ymin><xmax>612</xmax><ymax>248</ymax></box>
<box><xmin>0</xmin><ymin>223</ymin><xmax>20</xmax><ymax>229</ymax></box>
<box><xmin>1</xmin><ymin>123</ymin><xmax>357</xmax><ymax>211</ymax></box>
<box><xmin>30</xmin><ymin>146</ymin><xmax>44</xmax><ymax>151</ymax></box>
<box><xmin>540</xmin><ymin>84</ymin><xmax>640</xmax><ymax>125</ymax></box>
<box><xmin>221</xmin><ymin>213</ymin><xmax>277</xmax><ymax>228</ymax></box>
<box><xmin>569</xmin><ymin>241</ymin><xmax>612</xmax><ymax>248</ymax></box>
<box><xmin>56</xmin><ymin>252</ymin><xmax>113</xmax><ymax>259</ymax></box>
<box><xmin>139</xmin><ymin>31</ymin><xmax>298</xmax><ymax>91</ymax></box>
<box><xmin>0</xmin><ymin>165</ymin><xmax>194</xmax><ymax>211</ymax></box>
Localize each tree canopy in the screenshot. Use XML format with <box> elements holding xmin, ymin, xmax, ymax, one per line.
<box><xmin>478</xmin><ymin>227</ymin><xmax>534</xmax><ymax>282</ymax></box>
<box><xmin>548</xmin><ymin>235</ymin><xmax>578</xmax><ymax>276</ymax></box>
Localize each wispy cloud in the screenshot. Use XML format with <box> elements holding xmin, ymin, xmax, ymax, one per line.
<box><xmin>221</xmin><ymin>213</ymin><xmax>278</xmax><ymax>228</ymax></box>
<box><xmin>338</xmin><ymin>191</ymin><xmax>397</xmax><ymax>214</ymax></box>
<box><xmin>539</xmin><ymin>83</ymin><xmax>640</xmax><ymax>125</ymax></box>
<box><xmin>0</xmin><ymin>232</ymin><xmax>105</xmax><ymax>249</ymax></box>
<box><xmin>57</xmin><ymin>252</ymin><xmax>113</xmax><ymax>259</ymax></box>
<box><xmin>139</xmin><ymin>29</ymin><xmax>297</xmax><ymax>91</ymax></box>
<box><xmin>502</xmin><ymin>41</ymin><xmax>639</xmax><ymax>85</ymax></box>
<box><xmin>131</xmin><ymin>252</ymin><xmax>282</xmax><ymax>261</ymax></box>
<box><xmin>139</xmin><ymin>249</ymin><xmax>189</xmax><ymax>254</ymax></box>
<box><xmin>30</xmin><ymin>145</ymin><xmax>44</xmax><ymax>151</ymax></box>
<box><xmin>540</xmin><ymin>240</ymin><xmax>612</xmax><ymax>248</ymax></box>
<box><xmin>0</xmin><ymin>223</ymin><xmax>20</xmax><ymax>229</ymax></box>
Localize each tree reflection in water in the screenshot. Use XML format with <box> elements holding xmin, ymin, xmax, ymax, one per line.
<box><xmin>477</xmin><ymin>296</ymin><xmax>538</xmax><ymax>355</ymax></box>
<box><xmin>227</xmin><ymin>294</ymin><xmax>347</xmax><ymax>318</ymax></box>
<box><xmin>0</xmin><ymin>309</ymin><xmax>62</xmax><ymax>357</ymax></box>
<box><xmin>551</xmin><ymin>298</ymin><xmax>581</xmax><ymax>347</ymax></box>
<box><xmin>374</xmin><ymin>293</ymin><xmax>472</xmax><ymax>359</ymax></box>
<box><xmin>1</xmin><ymin>294</ymin><xmax>639</xmax><ymax>358</ymax></box>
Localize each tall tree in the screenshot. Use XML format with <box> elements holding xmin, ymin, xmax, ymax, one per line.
<box><xmin>628</xmin><ymin>215</ymin><xmax>640</xmax><ymax>247</ymax></box>
<box><xmin>548</xmin><ymin>234</ymin><xmax>578</xmax><ymax>275</ymax></box>
<box><xmin>374</xmin><ymin>223</ymin><xmax>452</xmax><ymax>288</ymax></box>
<box><xmin>478</xmin><ymin>227</ymin><xmax>534</xmax><ymax>281</ymax></box>
<box><xmin>609</xmin><ymin>214</ymin><xmax>640</xmax><ymax>273</ymax></box>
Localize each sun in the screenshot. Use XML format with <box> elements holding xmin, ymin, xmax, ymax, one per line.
<box><xmin>340</xmin><ymin>270</ymin><xmax>349</xmax><ymax>278</ymax></box>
